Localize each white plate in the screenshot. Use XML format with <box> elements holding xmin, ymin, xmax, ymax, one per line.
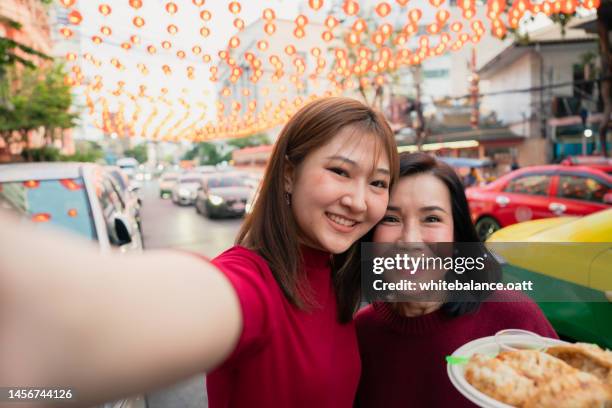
<box><xmin>447</xmin><ymin>332</ymin><xmax>568</xmax><ymax>408</ymax></box>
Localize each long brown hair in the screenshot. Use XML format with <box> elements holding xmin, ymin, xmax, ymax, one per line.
<box><xmin>236</xmin><ymin>97</ymin><xmax>398</xmax><ymax>323</ymax></box>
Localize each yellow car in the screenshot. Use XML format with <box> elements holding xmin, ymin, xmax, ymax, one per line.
<box><xmin>487</xmin><ymin>209</ymin><xmax>612</xmax><ymax>348</ymax></box>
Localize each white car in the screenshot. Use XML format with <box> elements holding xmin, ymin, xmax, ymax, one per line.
<box><xmin>0</xmin><ymin>162</ymin><xmax>143</xmax><ymax>253</ymax></box>
<box><xmin>0</xmin><ymin>162</ymin><xmax>145</xmax><ymax>407</ymax></box>
<box><xmin>159</xmin><ymin>171</ymin><xmax>180</xmax><ymax>198</ymax></box>
<box><xmin>171</xmin><ymin>173</ymin><xmax>204</xmax><ymax>206</ymax></box>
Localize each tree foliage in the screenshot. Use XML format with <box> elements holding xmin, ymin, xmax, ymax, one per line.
<box><xmin>226</xmin><ymin>132</ymin><xmax>270</xmax><ymax>149</ymax></box>
<box><xmin>183</xmin><ymin>142</ymin><xmax>230</xmax><ymax>165</ymax></box>
<box><xmin>124</xmin><ymin>143</ymin><xmax>148</xmax><ymax>163</ymax></box>
<box><xmin>0</xmin><ymin>63</ymin><xmax>77</xmax><ymax>150</ymax></box>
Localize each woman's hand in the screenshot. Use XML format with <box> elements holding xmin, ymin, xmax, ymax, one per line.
<box><xmin>0</xmin><ymin>212</ymin><xmax>241</xmax><ymax>407</ymax></box>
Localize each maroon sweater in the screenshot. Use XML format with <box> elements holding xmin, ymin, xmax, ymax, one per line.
<box><xmin>355</xmin><ymin>293</ymin><xmax>558</xmax><ymax>408</ymax></box>
<box><xmin>207</xmin><ymin>246</ymin><xmax>360</xmax><ymax>408</ymax></box>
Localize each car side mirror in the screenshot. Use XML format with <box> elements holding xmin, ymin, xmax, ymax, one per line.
<box><xmin>112</xmin><ymin>214</ymin><xmax>133</xmax><ymax>246</ymax></box>
<box><xmin>604</xmin><ymin>192</ymin><xmax>612</xmax><ymax>205</ymax></box>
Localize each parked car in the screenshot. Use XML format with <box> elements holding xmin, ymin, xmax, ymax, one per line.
<box><xmin>159</xmin><ymin>171</ymin><xmax>180</xmax><ymax>198</ymax></box>
<box><xmin>0</xmin><ymin>162</ymin><xmax>144</xmax><ymax>252</ymax></box>
<box><xmin>106</xmin><ymin>166</ymin><xmax>142</xmax><ymax>233</ymax></box>
<box><xmin>487</xmin><ymin>209</ymin><xmax>612</xmax><ymax>349</ymax></box>
<box><xmin>466</xmin><ymin>165</ymin><xmax>612</xmax><ymax>240</ymax></box>
<box><xmin>560</xmin><ymin>155</ymin><xmax>612</xmax><ymax>174</ymax></box>
<box><xmin>195</xmin><ymin>173</ymin><xmax>252</xmax><ymax>218</ymax></box>
<box><xmin>194</xmin><ymin>165</ymin><xmax>217</xmax><ymax>174</ymax></box>
<box><xmin>171</xmin><ymin>173</ymin><xmax>204</xmax><ymax>206</ymax></box>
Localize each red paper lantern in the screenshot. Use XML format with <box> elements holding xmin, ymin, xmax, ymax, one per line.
<box><xmin>165</xmin><ymin>2</ymin><xmax>178</xmax><ymax>15</ymax></box>
<box><xmin>375</xmin><ymin>2</ymin><xmax>392</xmax><ymax>17</ymax></box>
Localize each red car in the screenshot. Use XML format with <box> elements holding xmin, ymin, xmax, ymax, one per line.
<box><xmin>466</xmin><ymin>165</ymin><xmax>612</xmax><ymax>240</ymax></box>
<box><xmin>560</xmin><ymin>156</ymin><xmax>612</xmax><ymax>174</ymax></box>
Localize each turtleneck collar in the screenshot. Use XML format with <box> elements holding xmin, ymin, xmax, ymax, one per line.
<box><xmin>372</xmin><ymin>302</ymin><xmax>455</xmax><ymax>335</ymax></box>
<box><xmin>300</xmin><ymin>245</ymin><xmax>332</xmax><ymax>269</ymax></box>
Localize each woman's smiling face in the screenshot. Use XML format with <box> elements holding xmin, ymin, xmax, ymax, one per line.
<box><xmin>287</xmin><ymin>126</ymin><xmax>391</xmax><ymax>254</ymax></box>
<box><xmin>374</xmin><ymin>172</ymin><xmax>454</xmax><ymax>245</ymax></box>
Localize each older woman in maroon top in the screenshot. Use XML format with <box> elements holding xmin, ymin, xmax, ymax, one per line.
<box><xmin>355</xmin><ymin>152</ymin><xmax>557</xmax><ymax>408</ymax></box>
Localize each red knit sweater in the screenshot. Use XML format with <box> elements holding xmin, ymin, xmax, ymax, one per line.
<box><xmin>207</xmin><ymin>246</ymin><xmax>360</xmax><ymax>408</ymax></box>
<box><xmin>355</xmin><ymin>293</ymin><xmax>558</xmax><ymax>408</ymax></box>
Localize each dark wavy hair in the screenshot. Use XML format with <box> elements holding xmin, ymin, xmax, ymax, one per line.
<box><xmin>381</xmin><ymin>152</ymin><xmax>501</xmax><ymax>317</ymax></box>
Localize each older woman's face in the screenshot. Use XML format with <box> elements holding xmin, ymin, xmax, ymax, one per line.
<box><xmin>374</xmin><ymin>172</ymin><xmax>454</xmax><ymax>244</ymax></box>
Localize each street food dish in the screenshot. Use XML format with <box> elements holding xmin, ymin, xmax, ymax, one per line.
<box><xmin>464</xmin><ymin>344</ymin><xmax>612</xmax><ymax>407</ymax></box>
<box><xmin>547</xmin><ymin>343</ymin><xmax>612</xmax><ymax>384</ymax></box>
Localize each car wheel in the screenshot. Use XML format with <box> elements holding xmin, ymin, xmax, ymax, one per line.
<box><xmin>475</xmin><ymin>216</ymin><xmax>501</xmax><ymax>241</ymax></box>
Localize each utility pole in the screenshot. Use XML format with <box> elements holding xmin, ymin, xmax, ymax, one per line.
<box><xmin>469</xmin><ymin>47</ymin><xmax>480</xmax><ymax>129</ymax></box>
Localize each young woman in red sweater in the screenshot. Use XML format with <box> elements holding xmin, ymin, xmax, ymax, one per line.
<box><xmin>355</xmin><ymin>152</ymin><xmax>557</xmax><ymax>408</ymax></box>
<box><xmin>0</xmin><ymin>97</ymin><xmax>398</xmax><ymax>407</ymax></box>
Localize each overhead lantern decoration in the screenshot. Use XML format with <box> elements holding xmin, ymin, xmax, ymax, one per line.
<box><xmin>429</xmin><ymin>0</ymin><xmax>445</xmax><ymax>6</ymax></box>
<box><xmin>167</xmin><ymin>24</ymin><xmax>178</xmax><ymax>34</ymax></box>
<box><xmin>100</xmin><ymin>26</ymin><xmax>111</xmax><ymax>35</ymax></box>
<box><xmin>352</xmin><ymin>18</ymin><xmax>366</xmax><ymax>32</ymax></box>
<box><xmin>295</xmin><ymin>14</ymin><xmax>308</xmax><ymax>27</ymax></box>
<box><xmin>229</xmin><ymin>36</ymin><xmax>240</xmax><ymax>48</ymax></box>
<box><xmin>396</xmin><ymin>0</ymin><xmax>409</xmax><ymax>5</ymax></box>
<box><xmin>375</xmin><ymin>2</ymin><xmax>392</xmax><ymax>17</ymax></box>
<box><xmin>408</xmin><ymin>8</ymin><xmax>423</xmax><ymax>22</ymax></box>
<box><xmin>177</xmin><ymin>50</ymin><xmax>186</xmax><ymax>59</ymax></box>
<box><xmin>264</xmin><ymin>22</ymin><xmax>276</xmax><ymax>35</ymax></box>
<box><xmin>583</xmin><ymin>0</ymin><xmax>600</xmax><ymax>8</ymax></box>
<box><xmin>200</xmin><ymin>26</ymin><xmax>210</xmax><ymax>37</ymax></box>
<box><xmin>200</xmin><ymin>10</ymin><xmax>212</xmax><ymax>20</ymax></box>
<box><xmin>228</xmin><ymin>1</ymin><xmax>241</xmax><ymax>14</ymax></box>
<box><xmin>130</xmin><ymin>35</ymin><xmax>140</xmax><ymax>44</ymax></box>
<box><xmin>294</xmin><ymin>27</ymin><xmax>305</xmax><ymax>38</ymax></box>
<box><xmin>322</xmin><ymin>31</ymin><xmax>334</xmax><ymax>42</ymax></box>
<box><xmin>147</xmin><ymin>45</ymin><xmax>157</xmax><ymax>54</ymax></box>
<box><xmin>165</xmin><ymin>2</ymin><xmax>178</xmax><ymax>15</ymax></box>
<box><xmin>161</xmin><ymin>40</ymin><xmax>171</xmax><ymax>49</ymax></box>
<box><xmin>192</xmin><ymin>45</ymin><xmax>202</xmax><ymax>54</ymax></box>
<box><xmin>67</xmin><ymin>10</ymin><xmax>82</xmax><ymax>25</ymax></box>
<box><xmin>234</xmin><ymin>18</ymin><xmax>245</xmax><ymax>30</ymax></box>
<box><xmin>325</xmin><ymin>15</ymin><xmax>338</xmax><ymax>29</ymax></box>
<box><xmin>129</xmin><ymin>0</ymin><xmax>142</xmax><ymax>9</ymax></box>
<box><xmin>59</xmin><ymin>27</ymin><xmax>73</xmax><ymax>38</ymax></box>
<box><xmin>98</xmin><ymin>4</ymin><xmax>111</xmax><ymax>15</ymax></box>
<box><xmin>59</xmin><ymin>0</ymin><xmax>76</xmax><ymax>7</ymax></box>
<box><xmin>257</xmin><ymin>40</ymin><xmax>269</xmax><ymax>51</ymax></box>
<box><xmin>285</xmin><ymin>45</ymin><xmax>296</xmax><ymax>55</ymax></box>
<box><xmin>133</xmin><ymin>16</ymin><xmax>145</xmax><ymax>27</ymax></box>
<box><xmin>121</xmin><ymin>42</ymin><xmax>131</xmax><ymax>50</ymax></box>
<box><xmin>436</xmin><ymin>9</ymin><xmax>450</xmax><ymax>23</ymax></box>
<box><xmin>308</xmin><ymin>0</ymin><xmax>324</xmax><ymax>10</ymax></box>
<box><xmin>92</xmin><ymin>35</ymin><xmax>103</xmax><ymax>44</ymax></box>
<box><xmin>342</xmin><ymin>0</ymin><xmax>359</xmax><ymax>15</ymax></box>
<box><xmin>263</xmin><ymin>8</ymin><xmax>276</xmax><ymax>20</ymax></box>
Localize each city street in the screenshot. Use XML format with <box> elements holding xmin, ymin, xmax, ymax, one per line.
<box><xmin>140</xmin><ymin>180</ymin><xmax>243</xmax><ymax>408</ymax></box>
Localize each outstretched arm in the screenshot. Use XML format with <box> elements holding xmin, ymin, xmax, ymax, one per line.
<box><xmin>0</xmin><ymin>212</ymin><xmax>241</xmax><ymax>407</ymax></box>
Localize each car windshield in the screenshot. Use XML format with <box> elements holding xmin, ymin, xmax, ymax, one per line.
<box><xmin>207</xmin><ymin>177</ymin><xmax>245</xmax><ymax>188</ymax></box>
<box><xmin>0</xmin><ymin>178</ymin><xmax>96</xmax><ymax>240</ymax></box>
